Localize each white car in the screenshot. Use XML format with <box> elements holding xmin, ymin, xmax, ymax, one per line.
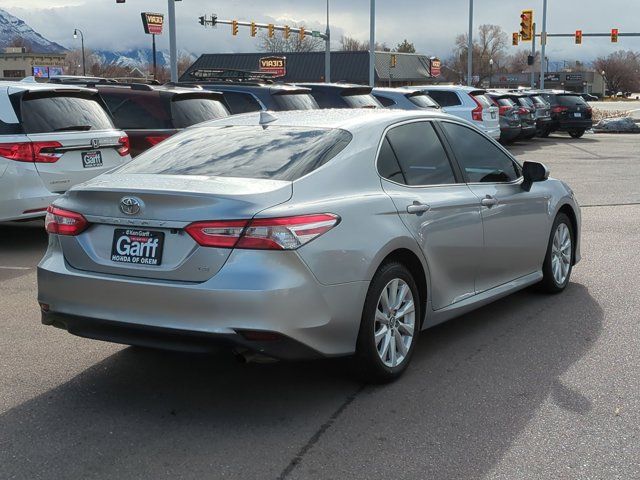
<box><xmin>406</xmin><ymin>85</ymin><xmax>501</xmax><ymax>140</ymax></box>
<box><xmin>0</xmin><ymin>80</ymin><xmax>132</xmax><ymax>222</ymax></box>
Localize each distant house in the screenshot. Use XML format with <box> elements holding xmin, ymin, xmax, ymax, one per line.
<box><xmin>181</xmin><ymin>51</ymin><xmax>440</xmax><ymax>86</ymax></box>
<box><xmin>0</xmin><ymin>47</ymin><xmax>66</xmax><ymax>80</ymax></box>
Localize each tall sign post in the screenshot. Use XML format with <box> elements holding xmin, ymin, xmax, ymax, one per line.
<box><xmin>141</xmin><ymin>12</ymin><xmax>164</xmax><ymax>79</ymax></box>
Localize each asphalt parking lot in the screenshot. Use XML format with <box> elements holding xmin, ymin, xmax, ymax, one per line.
<box><xmin>1</xmin><ymin>132</ymin><xmax>639</xmax><ymax>479</ymax></box>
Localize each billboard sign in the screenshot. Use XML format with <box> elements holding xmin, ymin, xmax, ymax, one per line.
<box><xmin>259</xmin><ymin>56</ymin><xmax>286</xmax><ymax>78</ymax></box>
<box><xmin>141</xmin><ymin>12</ymin><xmax>164</xmax><ymax>35</ymax></box>
<box><xmin>430</xmin><ymin>58</ymin><xmax>441</xmax><ymax>77</ymax></box>
<box><xmin>32</xmin><ymin>66</ymin><xmax>49</xmax><ymax>78</ymax></box>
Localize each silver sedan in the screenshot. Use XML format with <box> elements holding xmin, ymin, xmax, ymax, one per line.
<box><xmin>38</xmin><ymin>109</ymin><xmax>581</xmax><ymax>383</ymax></box>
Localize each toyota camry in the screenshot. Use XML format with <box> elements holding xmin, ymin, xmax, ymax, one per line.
<box><xmin>37</xmin><ymin>109</ymin><xmax>581</xmax><ymax>382</ymax></box>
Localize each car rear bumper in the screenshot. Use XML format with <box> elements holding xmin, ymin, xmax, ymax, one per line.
<box><xmin>499</xmin><ymin>126</ymin><xmax>521</xmax><ymax>143</ymax></box>
<box><xmin>550</xmin><ymin>119</ymin><xmax>593</xmax><ymax>131</ymax></box>
<box><xmin>518</xmin><ymin>125</ymin><xmax>537</xmax><ymax>139</ymax></box>
<box><xmin>37</xmin><ymin>239</ymin><xmax>369</xmax><ymax>359</ymax></box>
<box><xmin>0</xmin><ymin>162</ymin><xmax>57</xmax><ymax>221</ymax></box>
<box><xmin>480</xmin><ymin>125</ymin><xmax>501</xmax><ymax>140</ymax></box>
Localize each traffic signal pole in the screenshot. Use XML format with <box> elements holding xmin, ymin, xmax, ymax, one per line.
<box><xmin>467</xmin><ymin>0</ymin><xmax>473</xmax><ymax>86</ymax></box>
<box><xmin>539</xmin><ymin>0</ymin><xmax>547</xmax><ymax>89</ymax></box>
<box><xmin>325</xmin><ymin>0</ymin><xmax>331</xmax><ymax>83</ymax></box>
<box><xmin>168</xmin><ymin>0</ymin><xmax>178</xmax><ymax>82</ymax></box>
<box><xmin>530</xmin><ymin>23</ymin><xmax>536</xmax><ymax>89</ymax></box>
<box><xmin>369</xmin><ymin>0</ymin><xmax>375</xmax><ymax>87</ymax></box>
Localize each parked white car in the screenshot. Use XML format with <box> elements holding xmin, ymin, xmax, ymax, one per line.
<box><xmin>0</xmin><ymin>81</ymin><xmax>132</xmax><ymax>222</ymax></box>
<box><xmin>406</xmin><ymin>85</ymin><xmax>501</xmax><ymax>140</ymax></box>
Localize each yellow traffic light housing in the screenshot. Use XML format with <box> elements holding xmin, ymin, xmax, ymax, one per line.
<box><xmin>250</xmin><ymin>21</ymin><xmax>257</xmax><ymax>37</ymax></box>
<box><xmin>231</xmin><ymin>20</ymin><xmax>238</xmax><ymax>36</ymax></box>
<box><xmin>611</xmin><ymin>28</ymin><xmax>619</xmax><ymax>43</ymax></box>
<box><xmin>512</xmin><ymin>32</ymin><xmax>519</xmax><ymax>46</ymax></box>
<box><xmin>283</xmin><ymin>25</ymin><xmax>290</xmax><ymax>40</ymax></box>
<box><xmin>299</xmin><ymin>27</ymin><xmax>305</xmax><ymax>41</ymax></box>
<box><xmin>575</xmin><ymin>29</ymin><xmax>582</xmax><ymax>45</ymax></box>
<box><xmin>390</xmin><ymin>54</ymin><xmax>397</xmax><ymax>68</ymax></box>
<box><xmin>268</xmin><ymin>23</ymin><xmax>274</xmax><ymax>38</ymax></box>
<box><xmin>519</xmin><ymin>10</ymin><xmax>533</xmax><ymax>41</ymax></box>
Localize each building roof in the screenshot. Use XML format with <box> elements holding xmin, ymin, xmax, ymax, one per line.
<box><xmin>181</xmin><ymin>51</ymin><xmax>434</xmax><ymax>84</ymax></box>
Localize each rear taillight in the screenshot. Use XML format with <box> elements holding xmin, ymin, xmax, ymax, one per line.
<box><xmin>552</xmin><ymin>106</ymin><xmax>569</xmax><ymax>114</ymax></box>
<box><xmin>44</xmin><ymin>206</ymin><xmax>88</xmax><ymax>236</ymax></box>
<box><xmin>145</xmin><ymin>135</ymin><xmax>171</xmax><ymax>146</ymax></box>
<box><xmin>471</xmin><ymin>96</ymin><xmax>483</xmax><ymax>121</ymax></box>
<box><xmin>498</xmin><ymin>105</ymin><xmax>511</xmax><ymax>116</ymax></box>
<box><xmin>117</xmin><ymin>135</ymin><xmax>130</xmax><ymax>157</ymax></box>
<box><xmin>185</xmin><ymin>214</ymin><xmax>340</xmax><ymax>250</ymax></box>
<box><xmin>0</xmin><ymin>141</ymin><xmax>62</xmax><ymax>163</ymax></box>
<box><xmin>518</xmin><ymin>107</ymin><xmax>528</xmax><ymax>115</ymax></box>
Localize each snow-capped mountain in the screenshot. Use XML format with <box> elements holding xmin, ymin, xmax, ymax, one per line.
<box><xmin>0</xmin><ymin>8</ymin><xmax>66</xmax><ymax>53</ymax></box>
<box><xmin>93</xmin><ymin>49</ymin><xmax>195</xmax><ymax>69</ymax></box>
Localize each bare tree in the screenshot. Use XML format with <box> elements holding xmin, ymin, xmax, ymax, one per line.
<box><xmin>507</xmin><ymin>50</ymin><xmax>540</xmax><ymax>73</ymax></box>
<box><xmin>339</xmin><ymin>35</ymin><xmax>390</xmax><ymax>52</ymax></box>
<box><xmin>593</xmin><ymin>50</ymin><xmax>640</xmax><ymax>94</ymax></box>
<box><xmin>449</xmin><ymin>24</ymin><xmax>508</xmax><ymax>85</ymax></box>
<box><xmin>257</xmin><ymin>31</ymin><xmax>324</xmax><ymax>53</ymax></box>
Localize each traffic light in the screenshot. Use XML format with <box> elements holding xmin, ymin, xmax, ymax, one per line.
<box><xmin>611</xmin><ymin>28</ymin><xmax>619</xmax><ymax>43</ymax></box>
<box><xmin>116</xmin><ymin>0</ymin><xmax>125</xmax><ymax>3</ymax></box>
<box><xmin>512</xmin><ymin>32</ymin><xmax>519</xmax><ymax>46</ymax></box>
<box><xmin>232</xmin><ymin>20</ymin><xmax>238</xmax><ymax>36</ymax></box>
<box><xmin>299</xmin><ymin>27</ymin><xmax>306</xmax><ymax>41</ymax></box>
<box><xmin>250</xmin><ymin>21</ymin><xmax>257</xmax><ymax>37</ymax></box>
<box><xmin>268</xmin><ymin>23</ymin><xmax>274</xmax><ymax>38</ymax></box>
<box><xmin>198</xmin><ymin>16</ymin><xmax>205</xmax><ymax>26</ymax></box>
<box><xmin>519</xmin><ymin>10</ymin><xmax>533</xmax><ymax>41</ymax></box>
<box><xmin>575</xmin><ymin>29</ymin><xmax>582</xmax><ymax>45</ymax></box>
<box><xmin>390</xmin><ymin>54</ymin><xmax>397</xmax><ymax>68</ymax></box>
<box><xmin>284</xmin><ymin>25</ymin><xmax>290</xmax><ymax>40</ymax></box>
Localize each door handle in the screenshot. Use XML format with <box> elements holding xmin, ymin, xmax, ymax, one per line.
<box><xmin>481</xmin><ymin>195</ymin><xmax>499</xmax><ymax>208</ymax></box>
<box><xmin>406</xmin><ymin>202</ymin><xmax>431</xmax><ymax>214</ymax></box>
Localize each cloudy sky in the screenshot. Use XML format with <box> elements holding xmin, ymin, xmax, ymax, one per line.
<box><xmin>6</xmin><ymin>0</ymin><xmax>640</xmax><ymax>64</ymax></box>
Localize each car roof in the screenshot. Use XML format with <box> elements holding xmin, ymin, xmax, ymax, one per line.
<box><xmin>194</xmin><ymin>108</ymin><xmax>452</xmax><ymax>133</ymax></box>
<box><xmin>0</xmin><ymin>80</ymin><xmax>98</xmax><ymax>95</ymax></box>
<box><xmin>411</xmin><ymin>85</ymin><xmax>483</xmax><ymax>93</ymax></box>
<box><xmin>373</xmin><ymin>87</ymin><xmax>423</xmax><ymax>95</ymax></box>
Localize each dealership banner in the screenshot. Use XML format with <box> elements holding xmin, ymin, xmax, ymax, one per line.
<box><xmin>141</xmin><ymin>12</ymin><xmax>164</xmax><ymax>35</ymax></box>
<box><xmin>259</xmin><ymin>56</ymin><xmax>286</xmax><ymax>77</ymax></box>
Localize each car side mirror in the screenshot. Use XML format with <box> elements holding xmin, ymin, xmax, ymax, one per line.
<box><xmin>522</xmin><ymin>161</ymin><xmax>549</xmax><ymax>191</ymax></box>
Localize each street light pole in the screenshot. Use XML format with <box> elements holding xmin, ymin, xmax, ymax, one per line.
<box><xmin>489</xmin><ymin>58</ymin><xmax>493</xmax><ymax>88</ymax></box>
<box><xmin>369</xmin><ymin>0</ymin><xmax>375</xmax><ymax>87</ymax></box>
<box><xmin>467</xmin><ymin>0</ymin><xmax>473</xmax><ymax>86</ymax></box>
<box><xmin>539</xmin><ymin>0</ymin><xmax>548</xmax><ymax>89</ymax></box>
<box><xmin>168</xmin><ymin>0</ymin><xmax>178</xmax><ymax>82</ymax></box>
<box><xmin>73</xmin><ymin>29</ymin><xmax>85</xmax><ymax>76</ymax></box>
<box><xmin>325</xmin><ymin>0</ymin><xmax>331</xmax><ymax>83</ymax></box>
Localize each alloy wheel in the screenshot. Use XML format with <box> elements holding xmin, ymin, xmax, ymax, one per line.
<box><xmin>551</xmin><ymin>223</ymin><xmax>572</xmax><ymax>285</ymax></box>
<box><xmin>374</xmin><ymin>278</ymin><xmax>415</xmax><ymax>368</ymax></box>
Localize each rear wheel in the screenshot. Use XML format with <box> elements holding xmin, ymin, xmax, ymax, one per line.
<box><xmin>569</xmin><ymin>129</ymin><xmax>585</xmax><ymax>138</ymax></box>
<box><xmin>353</xmin><ymin>262</ymin><xmax>420</xmax><ymax>383</ymax></box>
<box><xmin>537</xmin><ymin>128</ymin><xmax>551</xmax><ymax>138</ymax></box>
<box><xmin>540</xmin><ymin>213</ymin><xmax>574</xmax><ymax>293</ymax></box>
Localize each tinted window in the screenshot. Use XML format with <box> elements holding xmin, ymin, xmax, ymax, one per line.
<box><xmin>540</xmin><ymin>93</ymin><xmax>558</xmax><ymax>106</ymax></box>
<box><xmin>310</xmin><ymin>90</ymin><xmax>344</xmax><ymax>108</ymax></box>
<box><xmin>407</xmin><ymin>94</ymin><xmax>439</xmax><ymax>109</ymax></box>
<box><xmin>21</xmin><ymin>94</ymin><xmax>113</xmax><ymax>134</ymax></box>
<box><xmin>171</xmin><ymin>97</ymin><xmax>229</xmax><ymax>128</ymax></box>
<box><xmin>343</xmin><ymin>94</ymin><xmax>382</xmax><ymax>109</ymax></box>
<box><xmin>101</xmin><ymin>92</ymin><xmax>170</xmax><ymax>129</ymax></box>
<box><xmin>384</xmin><ymin>122</ymin><xmax>456</xmax><ymax>186</ymax></box>
<box><xmin>425</xmin><ymin>90</ymin><xmax>461</xmax><ymax>107</ymax></box>
<box><xmin>531</xmin><ymin>95</ymin><xmax>548</xmax><ymax>107</ymax></box>
<box><xmin>517</xmin><ymin>97</ymin><xmax>534</xmax><ymax>108</ymax></box>
<box><xmin>496</xmin><ymin>98</ymin><xmax>517</xmax><ymax>108</ymax></box>
<box><xmin>374</xmin><ymin>95</ymin><xmax>397</xmax><ymax>107</ymax></box>
<box><xmin>272</xmin><ymin>93</ymin><xmax>318</xmax><ymax>111</ymax></box>
<box><xmin>441</xmin><ymin>122</ymin><xmax>520</xmax><ymax>183</ymax></box>
<box><xmin>557</xmin><ymin>95</ymin><xmax>588</xmax><ymax>107</ymax></box>
<box><xmin>222</xmin><ymin>92</ymin><xmax>262</xmax><ymax>114</ymax></box>
<box><xmin>472</xmin><ymin>94</ymin><xmax>493</xmax><ymax>108</ymax></box>
<box><xmin>118</xmin><ymin>126</ymin><xmax>352</xmax><ymax>181</ymax></box>
<box><xmin>377</xmin><ymin>137</ymin><xmax>405</xmax><ymax>183</ymax></box>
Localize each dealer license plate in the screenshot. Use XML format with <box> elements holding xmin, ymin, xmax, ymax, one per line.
<box><xmin>110</xmin><ymin>229</ymin><xmax>164</xmax><ymax>266</ymax></box>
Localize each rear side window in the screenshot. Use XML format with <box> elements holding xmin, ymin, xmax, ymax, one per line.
<box><xmin>272</xmin><ymin>93</ymin><xmax>318</xmax><ymax>111</ymax></box>
<box><xmin>531</xmin><ymin>95</ymin><xmax>548</xmax><ymax>106</ymax></box>
<box><xmin>557</xmin><ymin>95</ymin><xmax>588</xmax><ymax>107</ymax></box>
<box><xmin>441</xmin><ymin>122</ymin><xmax>520</xmax><ymax>183</ymax></box>
<box><xmin>496</xmin><ymin>98</ymin><xmax>517</xmax><ymax>108</ymax></box>
<box><xmin>407</xmin><ymin>94</ymin><xmax>439</xmax><ymax>109</ymax></box>
<box><xmin>472</xmin><ymin>94</ymin><xmax>493</xmax><ymax>108</ymax></box>
<box><xmin>171</xmin><ymin>97</ymin><xmax>229</xmax><ymax>128</ymax></box>
<box><xmin>117</xmin><ymin>126</ymin><xmax>352</xmax><ymax>181</ymax></box>
<box><xmin>21</xmin><ymin>94</ymin><xmax>113</xmax><ymax>134</ymax></box>
<box><xmin>221</xmin><ymin>92</ymin><xmax>262</xmax><ymax>114</ymax></box>
<box><xmin>374</xmin><ymin>95</ymin><xmax>397</xmax><ymax>107</ymax></box>
<box><xmin>425</xmin><ymin>90</ymin><xmax>461</xmax><ymax>107</ymax></box>
<box><xmin>517</xmin><ymin>97</ymin><xmax>534</xmax><ymax>108</ymax></box>
<box><xmin>380</xmin><ymin>122</ymin><xmax>456</xmax><ymax>186</ymax></box>
<box><xmin>377</xmin><ymin>137</ymin><xmax>404</xmax><ymax>183</ymax></box>
<box><xmin>101</xmin><ymin>92</ymin><xmax>170</xmax><ymax>129</ymax></box>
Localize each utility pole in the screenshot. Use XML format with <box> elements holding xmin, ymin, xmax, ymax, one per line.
<box><xmin>369</xmin><ymin>0</ymin><xmax>375</xmax><ymax>87</ymax></box>
<box><xmin>73</xmin><ymin>29</ymin><xmax>86</xmax><ymax>76</ymax></box>
<box><xmin>531</xmin><ymin>23</ymin><xmax>536</xmax><ymax>88</ymax></box>
<box><xmin>168</xmin><ymin>0</ymin><xmax>178</xmax><ymax>82</ymax></box>
<box><xmin>325</xmin><ymin>0</ymin><xmax>331</xmax><ymax>83</ymax></box>
<box><xmin>467</xmin><ymin>0</ymin><xmax>473</xmax><ymax>86</ymax></box>
<box><xmin>539</xmin><ymin>0</ymin><xmax>548</xmax><ymax>89</ymax></box>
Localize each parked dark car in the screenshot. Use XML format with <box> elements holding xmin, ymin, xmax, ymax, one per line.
<box><xmin>295</xmin><ymin>83</ymin><xmax>383</xmax><ymax>109</ymax></box>
<box><xmin>489</xmin><ymin>92</ymin><xmax>536</xmax><ymax>140</ymax></box>
<box><xmin>537</xmin><ymin>91</ymin><xmax>593</xmax><ymax>138</ymax></box>
<box><xmin>581</xmin><ymin>93</ymin><xmax>599</xmax><ymax>102</ymax></box>
<box><xmin>523</xmin><ymin>93</ymin><xmax>554</xmax><ymax>137</ymax></box>
<box><xmin>486</xmin><ymin>93</ymin><xmax>522</xmax><ymax>144</ymax></box>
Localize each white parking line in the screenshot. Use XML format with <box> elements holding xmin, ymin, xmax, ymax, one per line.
<box><xmin>0</xmin><ymin>266</ymin><xmax>31</xmax><ymax>271</ymax></box>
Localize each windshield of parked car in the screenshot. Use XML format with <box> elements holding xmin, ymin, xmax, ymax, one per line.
<box><xmin>557</xmin><ymin>95</ymin><xmax>589</xmax><ymax>107</ymax></box>
<box><xmin>116</xmin><ymin>125</ymin><xmax>352</xmax><ymax>181</ymax></box>
<box><xmin>272</xmin><ymin>93</ymin><xmax>319</xmax><ymax>111</ymax></box>
<box><xmin>343</xmin><ymin>94</ymin><xmax>382</xmax><ymax>109</ymax></box>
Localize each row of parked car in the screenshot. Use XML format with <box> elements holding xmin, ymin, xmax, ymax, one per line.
<box><xmin>0</xmin><ymin>72</ymin><xmax>592</xmax><ymax>222</ymax></box>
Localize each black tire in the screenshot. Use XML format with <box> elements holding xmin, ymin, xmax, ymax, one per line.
<box><xmin>569</xmin><ymin>129</ymin><xmax>585</xmax><ymax>138</ymax></box>
<box><xmin>538</xmin><ymin>128</ymin><xmax>551</xmax><ymax>138</ymax></box>
<box><xmin>352</xmin><ymin>262</ymin><xmax>421</xmax><ymax>384</ymax></box>
<box><xmin>540</xmin><ymin>213</ymin><xmax>574</xmax><ymax>293</ymax></box>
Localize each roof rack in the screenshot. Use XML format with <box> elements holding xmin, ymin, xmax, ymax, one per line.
<box><xmin>187</xmin><ymin>68</ymin><xmax>277</xmax><ymax>83</ymax></box>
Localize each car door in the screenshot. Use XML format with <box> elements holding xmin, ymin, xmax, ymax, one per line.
<box><xmin>439</xmin><ymin>121</ymin><xmax>550</xmax><ymax>292</ymax></box>
<box><xmin>378</xmin><ymin>120</ymin><xmax>484</xmax><ymax>310</ymax></box>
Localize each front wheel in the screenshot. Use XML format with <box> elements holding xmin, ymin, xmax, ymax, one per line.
<box><xmin>540</xmin><ymin>213</ymin><xmax>574</xmax><ymax>293</ymax></box>
<box><xmin>569</xmin><ymin>129</ymin><xmax>585</xmax><ymax>138</ymax></box>
<box><xmin>353</xmin><ymin>262</ymin><xmax>420</xmax><ymax>383</ymax></box>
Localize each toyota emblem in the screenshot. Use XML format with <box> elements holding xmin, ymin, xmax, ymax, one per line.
<box><xmin>91</xmin><ymin>138</ymin><xmax>100</xmax><ymax>149</ymax></box>
<box><xmin>120</xmin><ymin>197</ymin><xmax>142</xmax><ymax>215</ymax></box>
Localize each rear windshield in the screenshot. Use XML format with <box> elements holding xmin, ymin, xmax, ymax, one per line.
<box><xmin>517</xmin><ymin>97</ymin><xmax>534</xmax><ymax>108</ymax></box>
<box><xmin>495</xmin><ymin>98</ymin><xmax>517</xmax><ymax>108</ymax></box>
<box><xmin>343</xmin><ymin>94</ymin><xmax>382</xmax><ymax>109</ymax></box>
<box><xmin>472</xmin><ymin>94</ymin><xmax>493</xmax><ymax>108</ymax></box>
<box><xmin>407</xmin><ymin>94</ymin><xmax>439</xmax><ymax>109</ymax></box>
<box><xmin>21</xmin><ymin>93</ymin><xmax>113</xmax><ymax>134</ymax></box>
<box><xmin>117</xmin><ymin>125</ymin><xmax>353</xmax><ymax>181</ymax></box>
<box><xmin>171</xmin><ymin>97</ymin><xmax>229</xmax><ymax>128</ymax></box>
<box><xmin>557</xmin><ymin>95</ymin><xmax>588</xmax><ymax>107</ymax></box>
<box><xmin>272</xmin><ymin>93</ymin><xmax>319</xmax><ymax>111</ymax></box>
<box><xmin>101</xmin><ymin>92</ymin><xmax>170</xmax><ymax>129</ymax></box>
<box><xmin>531</xmin><ymin>95</ymin><xmax>548</xmax><ymax>106</ymax></box>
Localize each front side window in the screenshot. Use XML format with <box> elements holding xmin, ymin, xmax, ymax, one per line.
<box><xmin>441</xmin><ymin>122</ymin><xmax>521</xmax><ymax>183</ymax></box>
<box><xmin>378</xmin><ymin>122</ymin><xmax>456</xmax><ymax>186</ymax></box>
